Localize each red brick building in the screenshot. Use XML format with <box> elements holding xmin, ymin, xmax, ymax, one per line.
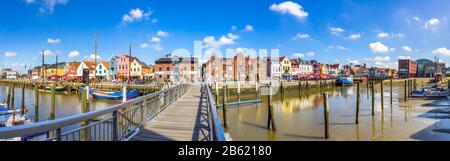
<box><xmin>398</xmin><ymin>59</ymin><xmax>417</xmax><ymax>78</ymax></box>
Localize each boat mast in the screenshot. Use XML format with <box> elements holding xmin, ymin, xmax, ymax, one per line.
<box><xmin>128</xmin><ymin>44</ymin><xmax>132</xmax><ymax>85</ymax></box>
<box><xmin>55</xmin><ymin>52</ymin><xmax>58</xmax><ymax>79</ymax></box>
<box><xmin>41</xmin><ymin>49</ymin><xmax>45</xmax><ymax>81</ymax></box>
<box><xmin>94</xmin><ymin>32</ymin><xmax>98</xmax><ymax>85</ymax></box>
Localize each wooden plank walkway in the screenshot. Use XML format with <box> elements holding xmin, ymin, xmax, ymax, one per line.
<box><xmin>131</xmin><ymin>85</ymin><xmax>211</xmax><ymax>141</ymax></box>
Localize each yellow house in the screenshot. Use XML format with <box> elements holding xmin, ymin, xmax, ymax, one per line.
<box><xmin>44</xmin><ymin>68</ymin><xmax>65</xmax><ymax>77</ymax></box>
<box><xmin>130</xmin><ymin>58</ymin><xmax>149</xmax><ymax>79</ymax></box>
<box><xmin>279</xmin><ymin>56</ymin><xmax>291</xmax><ymax>75</ymax></box>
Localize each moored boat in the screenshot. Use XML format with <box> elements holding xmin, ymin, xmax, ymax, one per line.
<box><xmin>336</xmin><ymin>75</ymin><xmax>354</xmax><ymax>86</ymax></box>
<box><xmin>411</xmin><ymin>85</ymin><xmax>448</xmax><ymax>98</ymax></box>
<box><xmin>45</xmin><ymin>86</ymin><xmax>66</xmax><ymax>92</ymax></box>
<box><xmin>92</xmin><ymin>89</ymin><xmax>140</xmax><ymax>101</ymax></box>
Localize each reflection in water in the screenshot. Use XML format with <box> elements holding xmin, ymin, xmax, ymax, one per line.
<box><xmin>219</xmin><ymin>84</ymin><xmax>450</xmax><ymax>141</ymax></box>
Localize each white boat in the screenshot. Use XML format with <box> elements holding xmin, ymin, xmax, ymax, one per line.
<box><xmin>411</xmin><ymin>86</ymin><xmax>449</xmax><ymax>98</ymax></box>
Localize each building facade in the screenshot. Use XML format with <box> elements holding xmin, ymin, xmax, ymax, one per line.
<box><xmin>398</xmin><ymin>59</ymin><xmax>417</xmax><ymax>78</ymax></box>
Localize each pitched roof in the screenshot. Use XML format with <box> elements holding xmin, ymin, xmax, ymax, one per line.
<box><xmin>101</xmin><ymin>61</ymin><xmax>110</xmax><ymax>69</ymax></box>
<box><xmin>71</xmin><ymin>62</ymin><xmax>81</xmax><ymax>69</ymax></box>
<box><xmin>83</xmin><ymin>62</ymin><xmax>97</xmax><ymax>69</ymax></box>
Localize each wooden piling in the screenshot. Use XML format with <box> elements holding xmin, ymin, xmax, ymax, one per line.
<box><xmin>34</xmin><ymin>85</ymin><xmax>39</xmax><ymax>122</ymax></box>
<box><xmin>323</xmin><ymin>92</ymin><xmax>329</xmax><ymax>139</ymax></box>
<box><xmin>380</xmin><ymin>80</ymin><xmax>384</xmax><ymax>110</ymax></box>
<box><xmin>237</xmin><ymin>81</ymin><xmax>241</xmax><ymax>102</ymax></box>
<box><xmin>371</xmin><ymin>81</ymin><xmax>375</xmax><ymax>116</ymax></box>
<box><xmin>222</xmin><ymin>85</ymin><xmax>228</xmax><ymax>128</ymax></box>
<box><xmin>215</xmin><ymin>81</ymin><xmax>219</xmax><ymax>105</ymax></box>
<box><xmin>356</xmin><ymin>82</ymin><xmax>360</xmax><ymax>124</ymax></box>
<box><xmin>390</xmin><ymin>78</ymin><xmax>393</xmax><ymax>105</ymax></box>
<box><xmin>404</xmin><ymin>79</ymin><xmax>407</xmax><ymax>102</ymax></box>
<box><xmin>11</xmin><ymin>84</ymin><xmax>15</xmax><ymax>110</ymax></box>
<box><xmin>49</xmin><ymin>86</ymin><xmax>55</xmax><ymax>120</ymax></box>
<box><xmin>21</xmin><ymin>85</ymin><xmax>25</xmax><ymax>116</ymax></box>
<box><xmin>6</xmin><ymin>85</ymin><xmax>11</xmax><ymax>110</ymax></box>
<box><xmin>267</xmin><ymin>83</ymin><xmax>276</xmax><ymax>131</ymax></box>
<box><xmin>81</xmin><ymin>87</ymin><xmax>89</xmax><ymax>141</ymax></box>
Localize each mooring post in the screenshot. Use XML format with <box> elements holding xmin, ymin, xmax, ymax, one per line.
<box><xmin>413</xmin><ymin>79</ymin><xmax>417</xmax><ymax>91</ymax></box>
<box><xmin>267</xmin><ymin>82</ymin><xmax>276</xmax><ymax>131</ymax></box>
<box><xmin>390</xmin><ymin>78</ymin><xmax>393</xmax><ymax>105</ymax></box>
<box><xmin>256</xmin><ymin>80</ymin><xmax>260</xmax><ymax>100</ymax></box>
<box><xmin>371</xmin><ymin>81</ymin><xmax>375</xmax><ymax>116</ymax></box>
<box><xmin>21</xmin><ymin>85</ymin><xmax>25</xmax><ymax>116</ymax></box>
<box><xmin>11</xmin><ymin>84</ymin><xmax>15</xmax><ymax>111</ymax></box>
<box><xmin>356</xmin><ymin>82</ymin><xmax>360</xmax><ymax>124</ymax></box>
<box><xmin>380</xmin><ymin>80</ymin><xmax>384</xmax><ymax>110</ymax></box>
<box><xmin>223</xmin><ymin>84</ymin><xmax>228</xmax><ymax>128</ymax></box>
<box><xmin>122</xmin><ymin>85</ymin><xmax>127</xmax><ymax>103</ymax></box>
<box><xmin>404</xmin><ymin>79</ymin><xmax>407</xmax><ymax>102</ymax></box>
<box><xmin>34</xmin><ymin>85</ymin><xmax>39</xmax><ymax>122</ymax></box>
<box><xmin>50</xmin><ymin>86</ymin><xmax>55</xmax><ymax>120</ymax></box>
<box><xmin>81</xmin><ymin>87</ymin><xmax>89</xmax><ymax>141</ymax></box>
<box><xmin>323</xmin><ymin>92</ymin><xmax>330</xmax><ymax>139</ymax></box>
<box><xmin>6</xmin><ymin>85</ymin><xmax>11</xmax><ymax>110</ymax></box>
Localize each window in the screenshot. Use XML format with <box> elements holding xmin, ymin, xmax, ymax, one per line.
<box><xmin>159</xmin><ymin>67</ymin><xmax>162</xmax><ymax>71</ymax></box>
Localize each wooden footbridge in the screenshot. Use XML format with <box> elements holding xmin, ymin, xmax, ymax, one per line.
<box><xmin>0</xmin><ymin>83</ymin><xmax>227</xmax><ymax>141</ymax></box>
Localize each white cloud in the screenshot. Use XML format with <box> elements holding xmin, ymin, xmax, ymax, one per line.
<box><xmin>425</xmin><ymin>18</ymin><xmax>440</xmax><ymax>28</ymax></box>
<box><xmin>330</xmin><ymin>27</ymin><xmax>345</xmax><ymax>35</ymax></box>
<box><xmin>231</xmin><ymin>26</ymin><xmax>237</xmax><ymax>31</ymax></box>
<box><xmin>369</xmin><ymin>42</ymin><xmax>392</xmax><ymax>53</ymax></box>
<box><xmin>84</xmin><ymin>54</ymin><xmax>101</xmax><ymax>61</ymax></box>
<box><xmin>151</xmin><ymin>37</ymin><xmax>161</xmax><ymax>42</ymax></box>
<box><xmin>328</xmin><ymin>45</ymin><xmax>347</xmax><ymax>50</ymax></box>
<box><xmin>4</xmin><ymin>51</ymin><xmax>17</xmax><ymax>57</ymax></box>
<box><xmin>203</xmin><ymin>33</ymin><xmax>239</xmax><ymax>48</ymax></box>
<box><xmin>151</xmin><ymin>18</ymin><xmax>158</xmax><ymax>24</ymax></box>
<box><xmin>122</xmin><ymin>8</ymin><xmax>152</xmax><ymax>24</ymax></box>
<box><xmin>269</xmin><ymin>1</ymin><xmax>308</xmax><ymax>19</ymax></box>
<box><xmin>47</xmin><ymin>38</ymin><xmax>61</xmax><ymax>44</ymax></box>
<box><xmin>291</xmin><ymin>53</ymin><xmax>304</xmax><ymax>58</ymax></box>
<box><xmin>40</xmin><ymin>50</ymin><xmax>54</xmax><ymax>56</ymax></box>
<box><xmin>398</xmin><ymin>56</ymin><xmax>411</xmax><ymax>59</ymax></box>
<box><xmin>413</xmin><ymin>16</ymin><xmax>420</xmax><ymax>21</ymax></box>
<box><xmin>235</xmin><ymin>48</ymin><xmax>257</xmax><ymax>57</ymax></box>
<box><xmin>433</xmin><ymin>47</ymin><xmax>450</xmax><ymax>57</ymax></box>
<box><xmin>245</xmin><ymin>25</ymin><xmax>254</xmax><ymax>32</ymax></box>
<box><xmin>402</xmin><ymin>46</ymin><xmax>412</xmax><ymax>52</ymax></box>
<box><xmin>347</xmin><ymin>33</ymin><xmax>361</xmax><ymax>40</ymax></box>
<box><xmin>306</xmin><ymin>52</ymin><xmax>315</xmax><ymax>57</ymax></box>
<box><xmin>348</xmin><ymin>59</ymin><xmax>360</xmax><ymax>65</ymax></box>
<box><xmin>374</xmin><ymin>56</ymin><xmax>390</xmax><ymax>62</ymax></box>
<box><xmin>156</xmin><ymin>30</ymin><xmax>169</xmax><ymax>37</ymax></box>
<box><xmin>292</xmin><ymin>33</ymin><xmax>310</xmax><ymax>40</ymax></box>
<box><xmin>68</xmin><ymin>50</ymin><xmax>79</xmax><ymax>58</ymax></box>
<box><xmin>140</xmin><ymin>43</ymin><xmax>149</xmax><ymax>48</ymax></box>
<box><xmin>377</xmin><ymin>32</ymin><xmax>389</xmax><ymax>38</ymax></box>
<box><xmin>38</xmin><ymin>0</ymin><xmax>68</xmax><ymax>14</ymax></box>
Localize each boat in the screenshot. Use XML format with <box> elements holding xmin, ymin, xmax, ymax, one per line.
<box><xmin>336</xmin><ymin>75</ymin><xmax>354</xmax><ymax>86</ymax></box>
<box><xmin>411</xmin><ymin>85</ymin><xmax>449</xmax><ymax>98</ymax></box>
<box><xmin>92</xmin><ymin>89</ymin><xmax>141</xmax><ymax>101</ymax></box>
<box><xmin>45</xmin><ymin>86</ymin><xmax>66</xmax><ymax>92</ymax></box>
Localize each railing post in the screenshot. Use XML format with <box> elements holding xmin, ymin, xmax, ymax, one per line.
<box><xmin>112</xmin><ymin>111</ymin><xmax>118</xmax><ymax>141</ymax></box>
<box><xmin>142</xmin><ymin>99</ymin><xmax>148</xmax><ymax>127</ymax></box>
<box><xmin>356</xmin><ymin>82</ymin><xmax>360</xmax><ymax>124</ymax></box>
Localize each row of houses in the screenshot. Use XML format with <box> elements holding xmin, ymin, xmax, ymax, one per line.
<box><xmin>203</xmin><ymin>53</ymin><xmax>343</xmax><ymax>82</ymax></box>
<box><xmin>398</xmin><ymin>58</ymin><xmax>447</xmax><ymax>78</ymax></box>
<box><xmin>29</xmin><ymin>53</ymin><xmax>154</xmax><ymax>81</ymax></box>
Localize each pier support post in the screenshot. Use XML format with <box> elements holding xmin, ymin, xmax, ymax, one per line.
<box><xmin>404</xmin><ymin>80</ymin><xmax>407</xmax><ymax>102</ymax></box>
<box><xmin>21</xmin><ymin>85</ymin><xmax>25</xmax><ymax>116</ymax></box>
<box><xmin>371</xmin><ymin>81</ymin><xmax>375</xmax><ymax>116</ymax></box>
<box><xmin>323</xmin><ymin>92</ymin><xmax>330</xmax><ymax>139</ymax></box>
<box><xmin>222</xmin><ymin>85</ymin><xmax>228</xmax><ymax>128</ymax></box>
<box><xmin>390</xmin><ymin>78</ymin><xmax>393</xmax><ymax>105</ymax></box>
<box><xmin>356</xmin><ymin>82</ymin><xmax>360</xmax><ymax>124</ymax></box>
<box><xmin>81</xmin><ymin>87</ymin><xmax>89</xmax><ymax>141</ymax></box>
<box><xmin>50</xmin><ymin>86</ymin><xmax>55</xmax><ymax>120</ymax></box>
<box><xmin>11</xmin><ymin>84</ymin><xmax>15</xmax><ymax>111</ymax></box>
<box><xmin>6</xmin><ymin>85</ymin><xmax>11</xmax><ymax>110</ymax></box>
<box><xmin>256</xmin><ymin>80</ymin><xmax>259</xmax><ymax>100</ymax></box>
<box><xmin>34</xmin><ymin>85</ymin><xmax>39</xmax><ymax>122</ymax></box>
<box><xmin>267</xmin><ymin>83</ymin><xmax>276</xmax><ymax>131</ymax></box>
<box><xmin>380</xmin><ymin>80</ymin><xmax>384</xmax><ymax>110</ymax></box>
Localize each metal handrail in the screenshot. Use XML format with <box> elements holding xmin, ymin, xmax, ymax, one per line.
<box><xmin>204</xmin><ymin>83</ymin><xmax>226</xmax><ymax>141</ymax></box>
<box><xmin>0</xmin><ymin>84</ymin><xmax>190</xmax><ymax>140</ymax></box>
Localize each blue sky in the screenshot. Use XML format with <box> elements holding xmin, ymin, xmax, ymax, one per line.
<box><xmin>2</xmin><ymin>0</ymin><xmax>450</xmax><ymax>73</ymax></box>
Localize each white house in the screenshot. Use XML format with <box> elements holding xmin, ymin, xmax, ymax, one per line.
<box><xmin>77</xmin><ymin>62</ymin><xmax>96</xmax><ymax>79</ymax></box>
<box><xmin>6</xmin><ymin>71</ymin><xmax>18</xmax><ymax>79</ymax></box>
<box><xmin>96</xmin><ymin>61</ymin><xmax>110</xmax><ymax>80</ymax></box>
<box><xmin>298</xmin><ymin>59</ymin><xmax>313</xmax><ymax>75</ymax></box>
